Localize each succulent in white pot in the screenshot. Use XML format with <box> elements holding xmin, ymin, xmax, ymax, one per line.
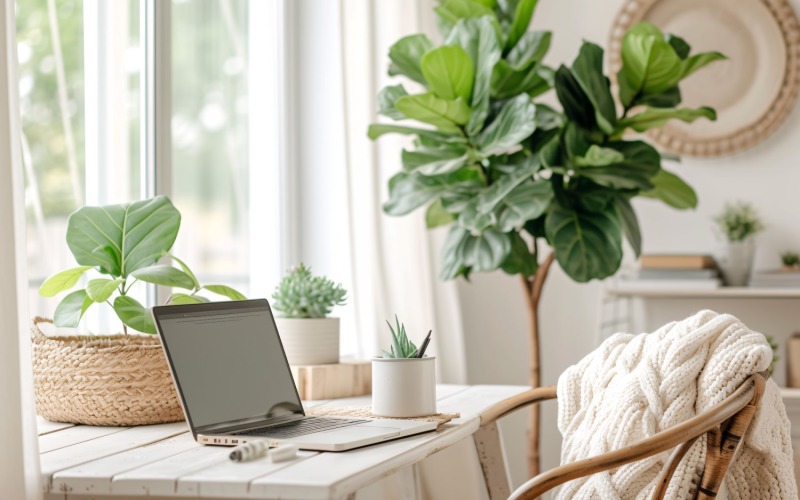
<box><xmin>271</xmin><ymin>263</ymin><xmax>347</xmax><ymax>366</ymax></box>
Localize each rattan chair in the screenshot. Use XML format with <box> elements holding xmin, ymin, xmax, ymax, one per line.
<box><xmin>473</xmin><ymin>371</ymin><xmax>769</xmax><ymax>500</ymax></box>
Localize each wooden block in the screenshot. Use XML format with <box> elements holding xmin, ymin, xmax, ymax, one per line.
<box><xmin>291</xmin><ymin>361</ymin><xmax>372</xmax><ymax>400</ymax></box>
<box><xmin>787</xmin><ymin>334</ymin><xmax>800</xmax><ymax>388</ymax></box>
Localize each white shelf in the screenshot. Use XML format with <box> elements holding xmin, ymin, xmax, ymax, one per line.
<box><xmin>607</xmin><ymin>286</ymin><xmax>800</xmax><ymax>299</ymax></box>
<box><xmin>781</xmin><ymin>387</ymin><xmax>800</xmax><ymax>400</ymax></box>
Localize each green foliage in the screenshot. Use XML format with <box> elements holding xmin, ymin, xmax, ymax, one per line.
<box><xmin>369</xmin><ymin>3</ymin><xmax>724</xmax><ymax>283</ymax></box>
<box><xmin>766</xmin><ymin>335</ymin><xmax>779</xmax><ymax>374</ymax></box>
<box><xmin>271</xmin><ymin>263</ymin><xmax>348</xmax><ymax>318</ymax></box>
<box><xmin>381</xmin><ymin>316</ymin><xmax>419</xmax><ymax>358</ymax></box>
<box><xmin>714</xmin><ymin>201</ymin><xmax>765</xmax><ymax>242</ymax></box>
<box><xmin>39</xmin><ymin>196</ymin><xmax>247</xmax><ymax>334</ymax></box>
<box><xmin>781</xmin><ymin>252</ymin><xmax>800</xmax><ymax>267</ymax></box>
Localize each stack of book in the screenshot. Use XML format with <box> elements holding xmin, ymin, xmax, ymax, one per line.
<box><xmin>749</xmin><ymin>270</ymin><xmax>800</xmax><ymax>288</ymax></box>
<box><xmin>620</xmin><ymin>254</ymin><xmax>722</xmax><ymax>289</ymax></box>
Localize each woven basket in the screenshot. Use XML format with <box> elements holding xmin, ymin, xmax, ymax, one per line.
<box><xmin>31</xmin><ymin>317</ymin><xmax>184</xmax><ymax>426</ymax></box>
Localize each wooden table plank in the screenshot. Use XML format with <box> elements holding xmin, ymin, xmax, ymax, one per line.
<box><xmin>37</xmin><ymin>417</ymin><xmax>75</xmax><ymax>436</ymax></box>
<box><xmin>51</xmin><ymin>432</ymin><xmax>196</xmax><ymax>495</ymax></box>
<box><xmin>176</xmin><ymin>450</ymin><xmax>318</xmax><ymax>498</ymax></box>
<box><xmin>39</xmin><ymin>425</ymin><xmax>130</xmax><ymax>454</ymax></box>
<box><xmin>111</xmin><ymin>445</ymin><xmax>235</xmax><ymax>496</ymax></box>
<box><xmin>41</xmin><ymin>423</ymin><xmax>187</xmax><ymax>492</ymax></box>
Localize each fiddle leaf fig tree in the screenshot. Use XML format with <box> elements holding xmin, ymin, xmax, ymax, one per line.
<box><xmin>368</xmin><ymin>0</ymin><xmax>724</xmax><ymax>475</ymax></box>
<box><xmin>39</xmin><ymin>196</ymin><xmax>246</xmax><ymax>334</ymax></box>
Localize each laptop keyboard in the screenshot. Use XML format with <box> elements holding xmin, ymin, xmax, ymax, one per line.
<box><xmin>233</xmin><ymin>416</ymin><xmax>368</xmax><ymax>439</ymax></box>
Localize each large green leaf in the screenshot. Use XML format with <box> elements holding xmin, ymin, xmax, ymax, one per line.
<box><xmin>388</xmin><ymin>34</ymin><xmax>434</xmax><ymax>85</ymax></box>
<box><xmin>402</xmin><ymin>145</ymin><xmax>469</xmax><ymax>176</ymax></box>
<box><xmin>507</xmin><ymin>31</ymin><xmax>550</xmax><ymax>70</ymax></box>
<box><xmin>170</xmin><ymin>253</ymin><xmax>200</xmax><ymax>290</ymax></box>
<box><xmin>617</xmin><ymin>23</ymin><xmax>679</xmax><ymax>107</ymax></box>
<box><xmin>113</xmin><ymin>296</ymin><xmax>156</xmax><ymax>334</ymax></box>
<box><xmin>377</xmin><ymin>84</ymin><xmax>409</xmax><ymax>120</ymax></box>
<box><xmin>436</xmin><ymin>0</ymin><xmax>495</xmax><ymax>26</ymax></box>
<box><xmin>394</xmin><ymin>93</ymin><xmax>471</xmax><ymax>133</ymax></box>
<box><xmin>446</xmin><ymin>18</ymin><xmax>502</xmax><ymax>136</ymax></box>
<box><xmin>575</xmin><ymin>141</ymin><xmax>661</xmax><ymax>190</ymax></box>
<box><xmin>86</xmin><ymin>278</ymin><xmax>125</xmax><ymax>303</ymax></box>
<box><xmin>571</xmin><ymin>41</ymin><xmax>616</xmax><ymax>135</ymax></box>
<box><xmin>425</xmin><ymin>199</ymin><xmax>456</xmax><ymax>228</ymax></box>
<box><xmin>66</xmin><ymin>196</ymin><xmax>181</xmax><ymax>277</ymax></box>
<box><xmin>506</xmin><ymin>0</ymin><xmax>538</xmax><ymax>51</ymax></box>
<box><xmin>476</xmin><ymin>93</ymin><xmax>536</xmax><ymax>155</ymax></box>
<box><xmin>492</xmin><ymin>61</ymin><xmax>552</xmax><ymax>99</ymax></box>
<box><xmin>130</xmin><ymin>265</ymin><xmax>196</xmax><ymax>289</ymax></box>
<box><xmin>169</xmin><ymin>293</ymin><xmax>210</xmax><ymax>305</ymax></box>
<box><xmin>459</xmin><ymin>203</ymin><xmax>497</xmax><ymax>232</ymax></box>
<box><xmin>554</xmin><ymin>65</ymin><xmax>596</xmax><ymax>130</ymax></box>
<box><xmin>421</xmin><ymin>45</ymin><xmax>475</xmax><ymax>101</ymax></box>
<box><xmin>459</xmin><ymin>228</ymin><xmax>512</xmax><ymax>272</ymax></box>
<box><xmin>616</xmin><ymin>106</ymin><xmax>716</xmax><ymax>133</ymax></box>
<box><xmin>384</xmin><ymin>168</ymin><xmax>484</xmax><ymax>216</ymax></box>
<box><xmin>500</xmin><ymin>232</ymin><xmax>537</xmax><ymax>277</ymax></box>
<box><xmin>573</xmin><ymin>145</ymin><xmax>625</xmax><ymax>167</ymax></box>
<box><xmin>367</xmin><ymin>124</ymin><xmax>467</xmax><ymax>143</ymax></box>
<box><xmin>678</xmin><ymin>51</ymin><xmax>727</xmax><ymax>81</ymax></box>
<box><xmin>53</xmin><ymin>289</ymin><xmax>93</xmax><ymax>328</ymax></box>
<box><xmin>39</xmin><ymin>265</ymin><xmax>93</xmax><ymax>297</ymax></box>
<box><xmin>613</xmin><ymin>195</ymin><xmax>642</xmax><ymax>257</ymax></box>
<box><xmin>640</xmin><ymin>168</ymin><xmax>697</xmax><ymax>209</ymax></box>
<box><xmin>204</xmin><ymin>285</ymin><xmax>247</xmax><ymax>301</ymax></box>
<box><xmin>440</xmin><ymin>224</ymin><xmax>471</xmax><ymax>279</ymax></box>
<box><xmin>545</xmin><ymin>203</ymin><xmax>623</xmax><ymax>282</ymax></box>
<box><xmin>475</xmin><ymin>158</ymin><xmax>539</xmax><ymax>213</ymax></box>
<box><xmin>494</xmin><ymin>179</ymin><xmax>553</xmax><ymax>231</ymax></box>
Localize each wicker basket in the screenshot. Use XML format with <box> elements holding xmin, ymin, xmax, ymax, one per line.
<box><xmin>31</xmin><ymin>317</ymin><xmax>184</xmax><ymax>426</ymax></box>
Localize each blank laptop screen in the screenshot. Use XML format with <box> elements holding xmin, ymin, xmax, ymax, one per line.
<box><xmin>154</xmin><ymin>300</ymin><xmax>302</xmax><ymax>429</ymax></box>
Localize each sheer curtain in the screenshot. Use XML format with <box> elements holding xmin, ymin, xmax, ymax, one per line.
<box><xmin>337</xmin><ymin>0</ymin><xmax>468</xmax><ymax>383</ymax></box>
<box><xmin>0</xmin><ymin>0</ymin><xmax>42</xmax><ymax>497</ymax></box>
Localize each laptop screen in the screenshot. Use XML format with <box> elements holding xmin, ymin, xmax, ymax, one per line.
<box><xmin>153</xmin><ymin>299</ymin><xmax>303</xmax><ymax>430</ymax></box>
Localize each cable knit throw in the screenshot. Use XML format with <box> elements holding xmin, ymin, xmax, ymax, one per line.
<box><xmin>556</xmin><ymin>310</ymin><xmax>797</xmax><ymax>499</ymax></box>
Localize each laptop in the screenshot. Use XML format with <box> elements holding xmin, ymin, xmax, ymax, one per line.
<box><xmin>152</xmin><ymin>298</ymin><xmax>436</xmax><ymax>451</ymax></box>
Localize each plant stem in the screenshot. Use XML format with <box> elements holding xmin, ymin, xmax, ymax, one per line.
<box><xmin>521</xmin><ymin>251</ymin><xmax>555</xmax><ymax>477</ymax></box>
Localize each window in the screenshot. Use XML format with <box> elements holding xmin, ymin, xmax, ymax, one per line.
<box><xmin>18</xmin><ymin>0</ymin><xmax>286</xmax><ymax>331</ymax></box>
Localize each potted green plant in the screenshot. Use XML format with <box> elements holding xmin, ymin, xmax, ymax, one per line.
<box><xmin>372</xmin><ymin>317</ymin><xmax>436</xmax><ymax>417</ymax></box>
<box><xmin>714</xmin><ymin>201</ymin><xmax>765</xmax><ymax>286</ymax></box>
<box><xmin>781</xmin><ymin>251</ymin><xmax>799</xmax><ymax>271</ymax></box>
<box><xmin>271</xmin><ymin>263</ymin><xmax>348</xmax><ymax>366</ymax></box>
<box><xmin>368</xmin><ymin>1</ymin><xmax>724</xmax><ymax>474</ymax></box>
<box><xmin>34</xmin><ymin>195</ymin><xmax>246</xmax><ymax>426</ymax></box>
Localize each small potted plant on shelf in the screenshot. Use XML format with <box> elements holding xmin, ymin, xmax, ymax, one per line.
<box><xmin>781</xmin><ymin>251</ymin><xmax>800</xmax><ymax>271</ymax></box>
<box><xmin>714</xmin><ymin>201</ymin><xmax>765</xmax><ymax>286</ymax></box>
<box><xmin>372</xmin><ymin>316</ymin><xmax>435</xmax><ymax>417</ymax></box>
<box><xmin>271</xmin><ymin>263</ymin><xmax>347</xmax><ymax>366</ymax></box>
<box><xmin>35</xmin><ymin>195</ymin><xmax>246</xmax><ymax>426</ymax></box>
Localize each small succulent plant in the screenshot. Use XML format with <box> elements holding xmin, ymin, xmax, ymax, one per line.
<box><xmin>781</xmin><ymin>251</ymin><xmax>800</xmax><ymax>268</ymax></box>
<box><xmin>271</xmin><ymin>263</ymin><xmax>347</xmax><ymax>318</ymax></box>
<box><xmin>714</xmin><ymin>201</ymin><xmax>765</xmax><ymax>242</ymax></box>
<box><xmin>381</xmin><ymin>316</ymin><xmax>419</xmax><ymax>359</ymax></box>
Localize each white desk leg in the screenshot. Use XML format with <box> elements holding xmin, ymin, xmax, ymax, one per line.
<box><xmin>473</xmin><ymin>423</ymin><xmax>511</xmax><ymax>500</ymax></box>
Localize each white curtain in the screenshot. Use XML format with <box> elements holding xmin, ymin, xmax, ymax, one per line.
<box><xmin>337</xmin><ymin>0</ymin><xmax>468</xmax><ymax>383</ymax></box>
<box><xmin>0</xmin><ymin>0</ymin><xmax>42</xmax><ymax>497</ymax></box>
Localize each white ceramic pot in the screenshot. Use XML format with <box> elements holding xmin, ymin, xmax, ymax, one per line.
<box><xmin>371</xmin><ymin>357</ymin><xmax>436</xmax><ymax>417</ymax></box>
<box><xmin>719</xmin><ymin>238</ymin><xmax>756</xmax><ymax>286</ymax></box>
<box><xmin>273</xmin><ymin>317</ymin><xmax>340</xmax><ymax>366</ymax></box>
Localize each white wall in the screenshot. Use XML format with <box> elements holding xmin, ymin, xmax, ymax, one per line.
<box><xmin>457</xmin><ymin>0</ymin><xmax>800</xmax><ymax>488</ymax></box>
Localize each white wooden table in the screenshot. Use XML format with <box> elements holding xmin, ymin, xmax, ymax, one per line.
<box><xmin>39</xmin><ymin>384</ymin><xmax>528</xmax><ymax>500</ymax></box>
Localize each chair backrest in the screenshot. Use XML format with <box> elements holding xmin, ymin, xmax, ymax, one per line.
<box><xmin>474</xmin><ymin>372</ymin><xmax>770</xmax><ymax>500</ymax></box>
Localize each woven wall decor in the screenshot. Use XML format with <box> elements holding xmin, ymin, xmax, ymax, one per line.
<box><xmin>609</xmin><ymin>0</ymin><xmax>800</xmax><ymax>157</ymax></box>
<box><xmin>32</xmin><ymin>317</ymin><xmax>184</xmax><ymax>426</ymax></box>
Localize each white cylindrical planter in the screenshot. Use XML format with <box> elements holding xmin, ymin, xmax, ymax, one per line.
<box><xmin>719</xmin><ymin>238</ymin><xmax>756</xmax><ymax>286</ymax></box>
<box><xmin>371</xmin><ymin>357</ymin><xmax>436</xmax><ymax>417</ymax></box>
<box><xmin>274</xmin><ymin>317</ymin><xmax>340</xmax><ymax>366</ymax></box>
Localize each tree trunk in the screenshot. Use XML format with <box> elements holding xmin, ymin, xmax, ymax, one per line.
<box><xmin>521</xmin><ymin>252</ymin><xmax>555</xmax><ymax>478</ymax></box>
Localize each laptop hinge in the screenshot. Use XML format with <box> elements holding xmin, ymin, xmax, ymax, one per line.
<box><xmin>197</xmin><ymin>413</ymin><xmax>305</xmax><ymax>435</ymax></box>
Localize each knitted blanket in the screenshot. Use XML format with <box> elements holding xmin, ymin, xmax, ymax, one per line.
<box><xmin>556</xmin><ymin>310</ymin><xmax>797</xmax><ymax>499</ymax></box>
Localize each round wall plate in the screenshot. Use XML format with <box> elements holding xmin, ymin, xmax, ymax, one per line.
<box><xmin>609</xmin><ymin>0</ymin><xmax>800</xmax><ymax>157</ymax></box>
